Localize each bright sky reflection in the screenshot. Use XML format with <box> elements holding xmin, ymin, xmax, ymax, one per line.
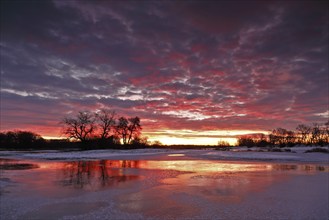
<box><xmin>139</xmin><ymin>160</ymin><xmax>273</xmax><ymax>173</ymax></box>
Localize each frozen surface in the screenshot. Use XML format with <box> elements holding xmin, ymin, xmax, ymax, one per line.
<box><xmin>0</xmin><ymin>146</ymin><xmax>328</xmax><ymax>163</ymax></box>
<box><xmin>200</xmin><ymin>149</ymin><xmax>329</xmax><ymax>163</ymax></box>
<box><xmin>0</xmin><ymin>149</ymin><xmax>171</xmax><ymax>160</ymax></box>
<box><xmin>0</xmin><ymin>149</ymin><xmax>328</xmax><ymax>220</ymax></box>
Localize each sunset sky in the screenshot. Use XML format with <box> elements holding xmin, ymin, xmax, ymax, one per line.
<box><xmin>1</xmin><ymin>0</ymin><xmax>328</xmax><ymax>145</ymax></box>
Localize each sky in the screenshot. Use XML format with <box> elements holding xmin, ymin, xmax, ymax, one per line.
<box><xmin>1</xmin><ymin>0</ymin><xmax>328</xmax><ymax>145</ymax></box>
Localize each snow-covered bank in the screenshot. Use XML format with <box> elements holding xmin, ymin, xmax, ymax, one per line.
<box><xmin>0</xmin><ymin>149</ymin><xmax>171</xmax><ymax>160</ymax></box>
<box><xmin>0</xmin><ymin>146</ymin><xmax>328</xmax><ymax>163</ymax></box>
<box><xmin>200</xmin><ymin>150</ymin><xmax>328</xmax><ymax>163</ymax></box>
<box><xmin>194</xmin><ymin>146</ymin><xmax>328</xmax><ymax>163</ymax></box>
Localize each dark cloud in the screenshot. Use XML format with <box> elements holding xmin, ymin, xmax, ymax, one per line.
<box><xmin>0</xmin><ymin>0</ymin><xmax>328</xmax><ymax>140</ymax></box>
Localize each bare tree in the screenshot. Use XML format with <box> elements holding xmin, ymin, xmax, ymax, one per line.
<box><xmin>62</xmin><ymin>111</ymin><xmax>96</xmax><ymax>142</ymax></box>
<box><xmin>95</xmin><ymin>109</ymin><xmax>116</xmax><ymax>140</ymax></box>
<box><xmin>310</xmin><ymin>123</ymin><xmax>322</xmax><ymax>145</ymax></box>
<box><xmin>311</xmin><ymin>122</ymin><xmax>329</xmax><ymax>145</ymax></box>
<box><xmin>296</xmin><ymin>124</ymin><xmax>311</xmax><ymax>144</ymax></box>
<box><xmin>237</xmin><ymin>136</ymin><xmax>255</xmax><ymax>147</ymax></box>
<box><xmin>270</xmin><ymin>128</ymin><xmax>286</xmax><ymax>146</ymax></box>
<box><xmin>116</xmin><ymin>116</ymin><xmax>142</xmax><ymax>145</ymax></box>
<box><xmin>127</xmin><ymin>117</ymin><xmax>141</xmax><ymax>144</ymax></box>
<box><xmin>324</xmin><ymin>121</ymin><xmax>329</xmax><ymax>144</ymax></box>
<box><xmin>285</xmin><ymin>130</ymin><xmax>296</xmax><ymax>146</ymax></box>
<box><xmin>116</xmin><ymin>117</ymin><xmax>129</xmax><ymax>145</ymax></box>
<box><xmin>269</xmin><ymin>128</ymin><xmax>296</xmax><ymax>147</ymax></box>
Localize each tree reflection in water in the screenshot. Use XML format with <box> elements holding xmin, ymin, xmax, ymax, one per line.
<box><xmin>59</xmin><ymin>160</ymin><xmax>141</xmax><ymax>190</ymax></box>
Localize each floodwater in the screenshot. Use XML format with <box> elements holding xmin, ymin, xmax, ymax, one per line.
<box><xmin>0</xmin><ymin>158</ymin><xmax>328</xmax><ymax>220</ymax></box>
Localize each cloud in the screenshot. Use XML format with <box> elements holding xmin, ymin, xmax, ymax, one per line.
<box><xmin>0</xmin><ymin>0</ymin><xmax>328</xmax><ymax>139</ymax></box>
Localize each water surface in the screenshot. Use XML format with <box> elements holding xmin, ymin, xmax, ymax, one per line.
<box><xmin>0</xmin><ymin>158</ymin><xmax>328</xmax><ymax>219</ymax></box>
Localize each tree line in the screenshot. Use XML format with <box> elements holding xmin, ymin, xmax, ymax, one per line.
<box><xmin>237</xmin><ymin>121</ymin><xmax>329</xmax><ymax>147</ymax></box>
<box><xmin>0</xmin><ymin>130</ymin><xmax>46</xmax><ymax>148</ymax></box>
<box><xmin>0</xmin><ymin>109</ymin><xmax>146</xmax><ymax>149</ymax></box>
<box><xmin>61</xmin><ymin>109</ymin><xmax>146</xmax><ymax>146</ymax></box>
<box><xmin>1</xmin><ymin>115</ymin><xmax>328</xmax><ymax>149</ymax></box>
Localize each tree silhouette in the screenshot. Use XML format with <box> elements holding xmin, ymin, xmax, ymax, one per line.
<box><xmin>62</xmin><ymin>111</ymin><xmax>96</xmax><ymax>142</ymax></box>
<box><xmin>0</xmin><ymin>131</ymin><xmax>44</xmax><ymax>148</ymax></box>
<box><xmin>116</xmin><ymin>117</ymin><xmax>129</xmax><ymax>145</ymax></box>
<box><xmin>310</xmin><ymin>123</ymin><xmax>321</xmax><ymax>144</ymax></box>
<box><xmin>325</xmin><ymin>121</ymin><xmax>329</xmax><ymax>144</ymax></box>
<box><xmin>296</xmin><ymin>124</ymin><xmax>311</xmax><ymax>144</ymax></box>
<box><xmin>95</xmin><ymin>109</ymin><xmax>116</xmax><ymax>140</ymax></box>
<box><xmin>127</xmin><ymin>117</ymin><xmax>142</xmax><ymax>144</ymax></box>
<box><xmin>269</xmin><ymin>128</ymin><xmax>295</xmax><ymax>147</ymax></box>
<box><xmin>115</xmin><ymin>116</ymin><xmax>142</xmax><ymax>145</ymax></box>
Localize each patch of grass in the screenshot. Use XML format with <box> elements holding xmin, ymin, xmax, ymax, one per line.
<box><xmin>304</xmin><ymin>148</ymin><xmax>329</xmax><ymax>154</ymax></box>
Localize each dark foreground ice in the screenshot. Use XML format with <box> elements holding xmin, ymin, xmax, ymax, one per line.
<box><xmin>0</xmin><ymin>150</ymin><xmax>328</xmax><ymax>220</ymax></box>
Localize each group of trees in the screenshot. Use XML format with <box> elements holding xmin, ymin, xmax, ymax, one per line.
<box><xmin>0</xmin><ymin>130</ymin><xmax>46</xmax><ymax>148</ymax></box>
<box><xmin>1</xmin><ymin>114</ymin><xmax>328</xmax><ymax>149</ymax></box>
<box><xmin>238</xmin><ymin>121</ymin><xmax>329</xmax><ymax>147</ymax></box>
<box><xmin>0</xmin><ymin>109</ymin><xmax>146</xmax><ymax>149</ymax></box>
<box><xmin>62</xmin><ymin>109</ymin><xmax>143</xmax><ymax>146</ymax></box>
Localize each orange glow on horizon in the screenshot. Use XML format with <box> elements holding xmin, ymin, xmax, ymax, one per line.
<box><xmin>148</xmin><ymin>136</ymin><xmax>238</xmax><ymax>146</ymax></box>
<box><xmin>145</xmin><ymin>129</ymin><xmax>269</xmax><ymax>146</ymax></box>
<box><xmin>23</xmin><ymin>128</ymin><xmax>268</xmax><ymax>146</ymax></box>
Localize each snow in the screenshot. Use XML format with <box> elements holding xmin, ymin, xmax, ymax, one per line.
<box><xmin>0</xmin><ymin>146</ymin><xmax>328</xmax><ymax>163</ymax></box>
<box><xmin>199</xmin><ymin>149</ymin><xmax>329</xmax><ymax>163</ymax></box>
<box><xmin>0</xmin><ymin>149</ymin><xmax>170</xmax><ymax>160</ymax></box>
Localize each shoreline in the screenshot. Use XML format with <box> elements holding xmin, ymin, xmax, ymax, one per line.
<box><xmin>0</xmin><ymin>146</ymin><xmax>328</xmax><ymax>164</ymax></box>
